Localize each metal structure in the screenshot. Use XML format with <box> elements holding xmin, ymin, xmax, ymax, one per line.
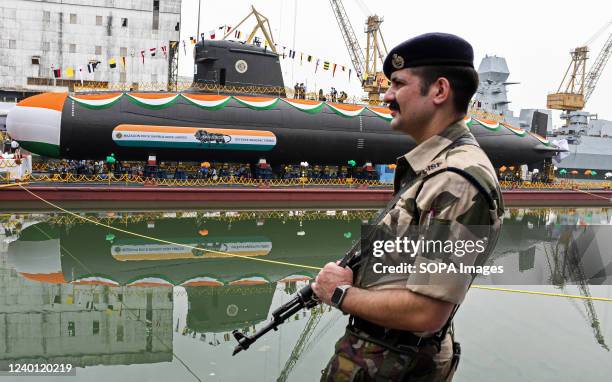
<box><xmin>584</xmin><ymin>32</ymin><xmax>612</xmax><ymax>103</ymax></box>
<box><xmin>329</xmin><ymin>0</ymin><xmax>366</xmax><ymax>82</ymax></box>
<box><xmin>222</xmin><ymin>6</ymin><xmax>277</xmax><ymax>54</ymax></box>
<box><xmin>276</xmin><ymin>308</ymin><xmax>324</xmax><ymax>382</ymax></box>
<box><xmin>329</xmin><ymin>0</ymin><xmax>389</xmax><ymax>103</ymax></box>
<box><xmin>546</xmin><ymin>46</ymin><xmax>588</xmax><ymax>111</ymax></box>
<box><xmin>545</xmin><ymin>232</ymin><xmax>609</xmax><ymax>351</ymax></box>
<box><xmin>167</xmin><ymin>41</ymin><xmax>179</xmax><ymax>92</ymax></box>
<box><xmin>547</xmin><ymin>22</ymin><xmax>612</xmax><ymax>111</ymax></box>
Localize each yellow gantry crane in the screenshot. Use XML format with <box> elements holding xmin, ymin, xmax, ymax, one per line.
<box><xmin>222</xmin><ymin>6</ymin><xmax>277</xmax><ymax>54</ymax></box>
<box><xmin>547</xmin><ymin>21</ymin><xmax>612</xmax><ymax>112</ymax></box>
<box><xmin>329</xmin><ymin>0</ymin><xmax>389</xmax><ymax>104</ymax></box>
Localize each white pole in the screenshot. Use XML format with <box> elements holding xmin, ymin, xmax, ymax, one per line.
<box><xmin>197</xmin><ymin>0</ymin><xmax>202</xmax><ymax>40</ymax></box>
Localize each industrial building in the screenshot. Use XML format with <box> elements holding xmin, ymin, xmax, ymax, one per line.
<box><xmin>0</xmin><ymin>0</ymin><xmax>181</xmax><ymax>101</ymax></box>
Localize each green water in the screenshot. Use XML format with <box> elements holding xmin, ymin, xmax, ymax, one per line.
<box><xmin>0</xmin><ymin>208</ymin><xmax>611</xmax><ymax>381</ymax></box>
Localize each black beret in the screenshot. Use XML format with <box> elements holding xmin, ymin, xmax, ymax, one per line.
<box><xmin>383</xmin><ymin>32</ymin><xmax>474</xmax><ymax>78</ymax></box>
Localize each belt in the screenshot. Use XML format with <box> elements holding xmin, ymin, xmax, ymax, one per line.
<box><xmin>349</xmin><ymin>316</ymin><xmax>442</xmax><ymax>350</ymax></box>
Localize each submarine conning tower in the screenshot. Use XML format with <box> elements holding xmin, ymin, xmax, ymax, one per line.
<box><xmin>192</xmin><ymin>40</ymin><xmax>286</xmax><ymax>97</ymax></box>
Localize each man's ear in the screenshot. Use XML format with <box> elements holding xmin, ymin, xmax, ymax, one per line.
<box><xmin>431</xmin><ymin>77</ymin><xmax>451</xmax><ymax>106</ymax></box>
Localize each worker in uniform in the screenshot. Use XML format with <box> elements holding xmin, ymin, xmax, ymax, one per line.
<box><xmin>312</xmin><ymin>33</ymin><xmax>504</xmax><ymax>381</ymax></box>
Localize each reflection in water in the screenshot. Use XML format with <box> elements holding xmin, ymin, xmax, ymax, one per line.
<box><xmin>0</xmin><ymin>208</ymin><xmax>611</xmax><ymax>380</ymax></box>
<box><xmin>0</xmin><ymin>270</ymin><xmax>173</xmax><ymax>369</ymax></box>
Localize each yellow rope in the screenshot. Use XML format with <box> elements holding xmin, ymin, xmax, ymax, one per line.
<box><xmin>29</xmin><ymin>224</ymin><xmax>203</xmax><ymax>382</ymax></box>
<box><xmin>0</xmin><ymin>182</ymin><xmax>29</xmax><ymax>188</ymax></box>
<box><xmin>11</xmin><ymin>186</ymin><xmax>612</xmax><ymax>303</ymax></box>
<box><xmin>570</xmin><ymin>187</ymin><xmax>612</xmax><ymax>201</ymax></box>
<box><xmin>18</xmin><ymin>184</ymin><xmax>321</xmax><ymax>271</ymax></box>
<box><xmin>472</xmin><ymin>285</ymin><xmax>612</xmax><ymax>302</ymax></box>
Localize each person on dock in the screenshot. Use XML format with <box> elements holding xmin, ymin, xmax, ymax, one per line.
<box><xmin>313</xmin><ymin>33</ymin><xmax>504</xmax><ymax>381</ymax></box>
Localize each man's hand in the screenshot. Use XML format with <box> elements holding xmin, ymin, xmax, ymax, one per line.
<box><xmin>312</xmin><ymin>262</ymin><xmax>353</xmax><ymax>305</ymax></box>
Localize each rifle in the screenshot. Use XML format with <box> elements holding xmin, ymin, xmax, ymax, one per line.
<box><xmin>231</xmin><ymin>240</ymin><xmax>362</xmax><ymax>355</ymax></box>
<box><xmin>231</xmin><ymin>147</ymin><xmax>499</xmax><ymax>355</ymax></box>
<box><xmin>232</xmin><ymin>183</ymin><xmax>407</xmax><ymax>356</ymax></box>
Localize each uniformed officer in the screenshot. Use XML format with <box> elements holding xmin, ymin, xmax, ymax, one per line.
<box><xmin>312</xmin><ymin>33</ymin><xmax>504</xmax><ymax>381</ymax></box>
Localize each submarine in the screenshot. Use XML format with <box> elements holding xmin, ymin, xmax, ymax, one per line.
<box><xmin>6</xmin><ymin>40</ymin><xmax>562</xmax><ymax>167</ymax></box>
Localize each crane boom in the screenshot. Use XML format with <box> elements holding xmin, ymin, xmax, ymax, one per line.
<box><xmin>276</xmin><ymin>308</ymin><xmax>323</xmax><ymax>382</ymax></box>
<box><xmin>547</xmin><ymin>22</ymin><xmax>612</xmax><ymax>111</ymax></box>
<box><xmin>584</xmin><ymin>32</ymin><xmax>612</xmax><ymax>102</ymax></box>
<box><xmin>329</xmin><ymin>0</ymin><xmax>366</xmax><ymax>81</ymax></box>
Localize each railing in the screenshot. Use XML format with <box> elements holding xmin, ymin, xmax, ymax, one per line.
<box><xmin>26</xmin><ymin>173</ymin><xmax>391</xmax><ymax>188</ymax></box>
<box><xmin>0</xmin><ymin>159</ymin><xmax>21</xmax><ymax>168</ymax></box>
<box><xmin>71</xmin><ymin>82</ymin><xmax>368</xmax><ymax>105</ymax></box>
<box><xmin>43</xmin><ymin>210</ymin><xmax>379</xmax><ymax>226</ymax></box>
<box><xmin>499</xmin><ymin>181</ymin><xmax>612</xmax><ymax>190</ymax></box>
<box><xmin>19</xmin><ymin>173</ymin><xmax>612</xmax><ymax>190</ymax></box>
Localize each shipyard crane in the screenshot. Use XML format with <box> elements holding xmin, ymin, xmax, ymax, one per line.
<box><xmin>223</xmin><ymin>6</ymin><xmax>277</xmax><ymax>54</ymax></box>
<box><xmin>547</xmin><ymin>21</ymin><xmax>612</xmax><ymax>112</ymax></box>
<box><xmin>329</xmin><ymin>0</ymin><xmax>389</xmax><ymax>104</ymax></box>
<box><xmin>276</xmin><ymin>306</ymin><xmax>324</xmax><ymax>382</ymax></box>
<box><xmin>544</xmin><ymin>228</ymin><xmax>609</xmax><ymax>351</ymax></box>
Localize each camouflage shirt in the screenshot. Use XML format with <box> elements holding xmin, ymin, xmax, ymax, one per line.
<box><xmin>356</xmin><ymin>119</ymin><xmax>504</xmax><ymax>305</ymax></box>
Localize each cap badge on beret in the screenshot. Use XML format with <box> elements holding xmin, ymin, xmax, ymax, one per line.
<box><xmin>391</xmin><ymin>54</ymin><xmax>404</xmax><ymax>70</ymax></box>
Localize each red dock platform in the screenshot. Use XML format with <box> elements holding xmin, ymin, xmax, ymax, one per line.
<box><xmin>1</xmin><ymin>185</ymin><xmax>610</xmax><ymax>211</ymax></box>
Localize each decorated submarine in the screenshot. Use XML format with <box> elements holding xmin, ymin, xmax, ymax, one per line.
<box><xmin>6</xmin><ymin>40</ymin><xmax>562</xmax><ymax>167</ymax></box>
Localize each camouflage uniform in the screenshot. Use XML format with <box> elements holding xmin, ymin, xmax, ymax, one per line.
<box><xmin>321</xmin><ymin>120</ymin><xmax>504</xmax><ymax>381</ymax></box>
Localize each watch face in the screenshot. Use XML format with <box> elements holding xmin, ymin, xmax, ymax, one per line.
<box><xmin>331</xmin><ymin>287</ymin><xmax>344</xmax><ymax>305</ymax></box>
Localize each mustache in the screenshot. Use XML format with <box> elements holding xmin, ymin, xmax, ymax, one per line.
<box><xmin>387</xmin><ymin>101</ymin><xmax>400</xmax><ymax>112</ymax></box>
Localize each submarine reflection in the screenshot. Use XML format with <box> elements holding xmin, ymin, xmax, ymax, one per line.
<box><xmin>2</xmin><ymin>207</ymin><xmax>612</xmax><ymax>368</ymax></box>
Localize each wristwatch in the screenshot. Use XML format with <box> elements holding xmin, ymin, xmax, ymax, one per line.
<box><xmin>331</xmin><ymin>285</ymin><xmax>352</xmax><ymax>310</ymax></box>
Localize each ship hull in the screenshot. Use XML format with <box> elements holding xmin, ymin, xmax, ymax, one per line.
<box><xmin>7</xmin><ymin>92</ymin><xmax>560</xmax><ymax>167</ymax></box>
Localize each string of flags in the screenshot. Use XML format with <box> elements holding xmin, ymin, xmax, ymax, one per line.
<box><xmin>47</xmin><ymin>23</ymin><xmax>357</xmax><ymax>83</ymax></box>
<box><xmin>189</xmin><ymin>24</ymin><xmax>356</xmax><ymax>81</ymax></box>
<box><xmin>47</xmin><ymin>41</ymin><xmax>176</xmax><ymax>81</ymax></box>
